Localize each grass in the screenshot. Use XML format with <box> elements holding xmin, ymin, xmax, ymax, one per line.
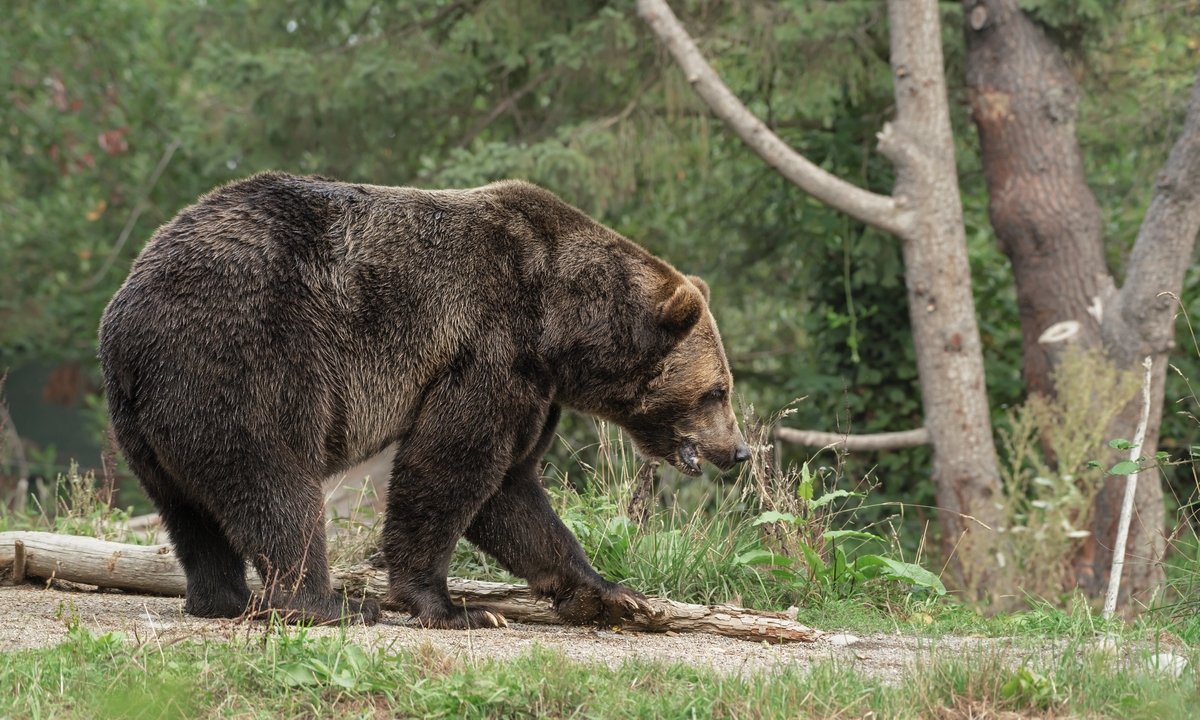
<box><xmin>1</xmin><ymin>616</ymin><xmax>1196</xmax><ymax>719</ymax></box>
<box><xmin>5</xmin><ymin>383</ymin><xmax>1199</xmax><ymax>717</ymax></box>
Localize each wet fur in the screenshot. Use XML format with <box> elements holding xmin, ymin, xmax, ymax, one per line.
<box><xmin>99</xmin><ymin>172</ymin><xmax>744</xmax><ymax>627</ymax></box>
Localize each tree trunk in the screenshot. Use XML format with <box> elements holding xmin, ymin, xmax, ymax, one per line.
<box><xmin>1095</xmin><ymin>66</ymin><xmax>1200</xmax><ymax>605</ymax></box>
<box><xmin>638</xmin><ymin>0</ymin><xmax>1004</xmax><ymax>596</ymax></box>
<box><xmin>965</xmin><ymin>0</ymin><xmax>1200</xmax><ymax>603</ymax></box>
<box><xmin>961</xmin><ymin>0</ymin><xmax>1108</xmax><ymax>396</ymax></box>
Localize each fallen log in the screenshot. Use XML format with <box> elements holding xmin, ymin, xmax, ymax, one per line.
<box><xmin>0</xmin><ymin>531</ymin><xmax>821</xmax><ymax>643</ymax></box>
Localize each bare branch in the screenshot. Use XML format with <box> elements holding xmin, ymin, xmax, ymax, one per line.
<box><xmin>1102</xmin><ymin>356</ymin><xmax>1154</xmax><ymax>619</ymax></box>
<box><xmin>1108</xmin><ymin>64</ymin><xmax>1200</xmax><ymax>363</ymax></box>
<box><xmin>775</xmin><ymin>426</ymin><xmax>930</xmax><ymax>452</ymax></box>
<box><xmin>636</xmin><ymin>0</ymin><xmax>914</xmax><ymax>238</ymax></box>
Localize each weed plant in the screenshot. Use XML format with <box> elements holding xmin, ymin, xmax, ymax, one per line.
<box><xmin>995</xmin><ymin>346</ymin><xmax>1140</xmax><ymax>605</ymax></box>
<box><xmin>0</xmin><ymin>460</ymin><xmax>148</xmax><ymax>543</ymax></box>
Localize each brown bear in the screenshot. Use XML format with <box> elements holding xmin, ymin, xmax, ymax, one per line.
<box><xmin>98</xmin><ymin>172</ymin><xmax>749</xmax><ymax>628</ymax></box>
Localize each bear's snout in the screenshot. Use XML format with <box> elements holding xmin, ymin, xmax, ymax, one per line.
<box><xmin>733</xmin><ymin>444</ymin><xmax>750</xmax><ymax>464</ymax></box>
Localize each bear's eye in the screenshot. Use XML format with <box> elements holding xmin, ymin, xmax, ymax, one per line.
<box><xmin>703</xmin><ymin>386</ymin><xmax>727</xmax><ymax>403</ymax></box>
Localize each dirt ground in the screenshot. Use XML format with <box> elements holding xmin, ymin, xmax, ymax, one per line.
<box><xmin>0</xmin><ymin>583</ymin><xmax>1029</xmax><ymax>683</ymax></box>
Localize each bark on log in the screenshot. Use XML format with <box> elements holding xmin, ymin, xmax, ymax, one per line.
<box><xmin>0</xmin><ymin>532</ymin><xmax>823</xmax><ymax>644</ymax></box>
<box><xmin>775</xmin><ymin>426</ymin><xmax>930</xmax><ymax>452</ymax></box>
<box><xmin>639</xmin><ymin>0</ymin><xmax>1004</xmax><ymax>596</ymax></box>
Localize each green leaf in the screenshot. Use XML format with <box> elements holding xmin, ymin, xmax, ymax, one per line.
<box><xmin>1107</xmin><ymin>461</ymin><xmax>1140</xmax><ymax>476</ymax></box>
<box><xmin>753</xmin><ymin>511</ymin><xmax>798</xmax><ymax>526</ymax></box>
<box><xmin>331</xmin><ymin>669</ymin><xmax>357</xmax><ymax>690</ymax></box>
<box><xmin>822</xmin><ymin>529</ymin><xmax>874</xmax><ymax>541</ymax></box>
<box><xmin>809</xmin><ymin>489</ymin><xmax>864</xmax><ymax>510</ymax></box>
<box><xmin>342</xmin><ymin>645</ymin><xmax>367</xmax><ymax>673</ymax></box>
<box><xmin>732</xmin><ymin>549</ymin><xmax>794</xmax><ymax>567</ymax></box>
<box><xmin>796</xmin><ymin>540</ymin><xmax>828</xmax><ymax>577</ymax></box>
<box><xmin>277</xmin><ymin>663</ymin><xmax>320</xmax><ymax>687</ymax></box>
<box><xmin>1086</xmin><ymin>460</ymin><xmax>1101</xmax><ymax>469</ymax></box>
<box><xmin>857</xmin><ymin>556</ymin><xmax>946</xmax><ymax>595</ymax></box>
<box><xmin>797</xmin><ymin>462</ymin><xmax>814</xmax><ymax>503</ymax></box>
<box><xmin>1109</xmin><ymin>438</ymin><xmax>1136</xmax><ymax>450</ymax></box>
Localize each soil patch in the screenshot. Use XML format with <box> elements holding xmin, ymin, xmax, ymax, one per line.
<box><xmin>0</xmin><ymin>584</ymin><xmax>1028</xmax><ymax>683</ymax></box>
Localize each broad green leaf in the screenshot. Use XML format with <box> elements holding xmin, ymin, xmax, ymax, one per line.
<box><xmin>822</xmin><ymin>529</ymin><xmax>875</xmax><ymax>541</ymax></box>
<box><xmin>1107</xmin><ymin>461</ymin><xmax>1140</xmax><ymax>476</ymax></box>
<box><xmin>875</xmin><ymin>557</ymin><xmax>947</xmax><ymax>595</ymax></box>
<box><xmin>1109</xmin><ymin>439</ymin><xmax>1136</xmax><ymax>450</ymax></box>
<box><xmin>809</xmin><ymin>489</ymin><xmax>864</xmax><ymax>510</ymax></box>
<box><xmin>278</xmin><ymin>663</ymin><xmax>320</xmax><ymax>687</ymax></box>
<box><xmin>732</xmin><ymin>549</ymin><xmax>793</xmax><ymax>567</ymax></box>
<box><xmin>753</xmin><ymin>511</ymin><xmax>798</xmax><ymax>526</ymax></box>
<box><xmin>797</xmin><ymin>462</ymin><xmax>813</xmax><ymax>503</ymax></box>
<box><xmin>796</xmin><ymin>540</ymin><xmax>827</xmax><ymax>577</ymax></box>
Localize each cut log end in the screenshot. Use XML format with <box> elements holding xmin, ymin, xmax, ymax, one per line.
<box><xmin>12</xmin><ymin>539</ymin><xmax>25</xmax><ymax>584</ymax></box>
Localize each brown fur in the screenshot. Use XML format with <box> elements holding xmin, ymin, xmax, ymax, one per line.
<box><xmin>98</xmin><ymin>173</ymin><xmax>747</xmax><ymax>627</ymax></box>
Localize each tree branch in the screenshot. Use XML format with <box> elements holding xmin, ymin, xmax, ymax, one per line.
<box><xmin>775</xmin><ymin>426</ymin><xmax>930</xmax><ymax>452</ymax></box>
<box><xmin>1108</xmin><ymin>64</ymin><xmax>1200</xmax><ymax>363</ymax></box>
<box><xmin>636</xmin><ymin>0</ymin><xmax>914</xmax><ymax>238</ymax></box>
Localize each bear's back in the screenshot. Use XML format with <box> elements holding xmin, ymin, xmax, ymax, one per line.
<box><xmin>98</xmin><ymin>173</ymin><xmax>597</xmax><ymax>473</ymax></box>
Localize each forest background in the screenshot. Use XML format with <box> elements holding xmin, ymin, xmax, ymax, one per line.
<box><xmin>2</xmin><ymin>0</ymin><xmax>1199</xmax><ymax>567</ymax></box>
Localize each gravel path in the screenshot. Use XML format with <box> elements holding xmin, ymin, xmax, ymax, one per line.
<box><xmin>0</xmin><ymin>584</ymin><xmax>1019</xmax><ymax>683</ymax></box>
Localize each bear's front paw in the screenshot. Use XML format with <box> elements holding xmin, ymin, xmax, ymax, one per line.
<box><xmin>553</xmin><ymin>580</ymin><xmax>651</xmax><ymax>626</ymax></box>
<box><xmin>346</xmin><ymin>597</ymin><xmax>383</xmax><ymax>625</ymax></box>
<box><xmin>409</xmin><ymin>605</ymin><xmax>509</xmax><ymax>630</ymax></box>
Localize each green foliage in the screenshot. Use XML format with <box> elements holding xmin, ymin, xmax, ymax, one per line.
<box><xmin>739</xmin><ymin>505</ymin><xmax>946</xmax><ymax>598</ymax></box>
<box><xmin>4</xmin><ymin>0</ymin><xmax>1200</xmax><ymax>572</ymax></box>
<box><xmin>1000</xmin><ymin>665</ymin><xmax>1063</xmax><ymax>710</ymax></box>
<box><xmin>0</xmin><ymin>459</ymin><xmax>147</xmax><ymax>541</ymax></box>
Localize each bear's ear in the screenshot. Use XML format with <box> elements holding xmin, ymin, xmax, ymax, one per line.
<box><xmin>658</xmin><ymin>282</ymin><xmax>704</xmax><ymax>340</ymax></box>
<box><xmin>686</xmin><ymin>275</ymin><xmax>710</xmax><ymax>303</ymax></box>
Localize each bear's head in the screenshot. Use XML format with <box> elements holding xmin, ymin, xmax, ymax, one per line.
<box><xmin>624</xmin><ymin>275</ymin><xmax>750</xmax><ymax>476</ymax></box>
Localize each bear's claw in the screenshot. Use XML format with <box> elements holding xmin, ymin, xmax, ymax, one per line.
<box><xmin>483</xmin><ymin>610</ymin><xmax>508</xmax><ymax>628</ymax></box>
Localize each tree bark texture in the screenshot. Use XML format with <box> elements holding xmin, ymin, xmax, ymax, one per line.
<box><xmin>638</xmin><ymin>0</ymin><xmax>1004</xmax><ymax>597</ymax></box>
<box><xmin>0</xmin><ymin>531</ymin><xmax>823</xmax><ymax>643</ymax></box>
<box><xmin>965</xmin><ymin>0</ymin><xmax>1200</xmax><ymax>602</ymax></box>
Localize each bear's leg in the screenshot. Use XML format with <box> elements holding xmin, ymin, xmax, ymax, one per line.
<box><xmin>121</xmin><ymin>450</ymin><xmax>251</xmax><ymax>618</ymax></box>
<box><xmin>158</xmin><ymin>494</ymin><xmax>253</xmax><ymax>618</ymax></box>
<box><xmin>383</xmin><ymin>456</ymin><xmax>511</xmax><ymax>630</ymax></box>
<box><xmin>464</xmin><ymin>458</ymin><xmax>651</xmax><ymax>625</ymax></box>
<box><xmin>221</xmin><ymin>481</ymin><xmax>380</xmax><ymax>626</ymax></box>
